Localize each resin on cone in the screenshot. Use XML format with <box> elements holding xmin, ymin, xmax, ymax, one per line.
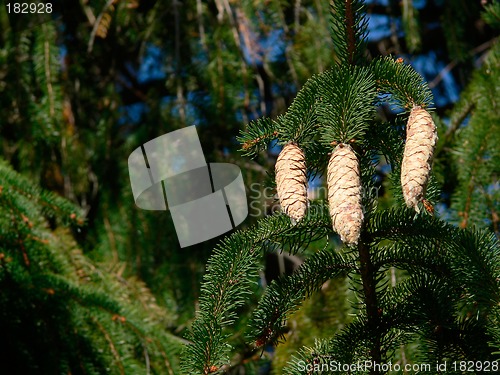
<box><xmin>401</xmin><ymin>107</ymin><xmax>437</xmax><ymax>213</ymax></box>
<box><xmin>275</xmin><ymin>143</ymin><xmax>308</xmax><ymax>223</ymax></box>
<box><xmin>327</xmin><ymin>143</ymin><xmax>363</xmax><ymax>245</ymax></box>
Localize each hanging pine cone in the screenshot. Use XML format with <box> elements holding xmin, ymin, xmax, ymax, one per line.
<box><xmin>327</xmin><ymin>143</ymin><xmax>363</xmax><ymax>245</ymax></box>
<box><xmin>275</xmin><ymin>143</ymin><xmax>308</xmax><ymax>223</ymax></box>
<box><xmin>401</xmin><ymin>106</ymin><xmax>437</xmax><ymax>213</ymax></box>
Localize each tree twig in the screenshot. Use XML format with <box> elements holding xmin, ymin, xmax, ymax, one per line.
<box><xmin>428</xmin><ymin>37</ymin><xmax>498</xmax><ymax>89</ymax></box>
<box><xmin>88</xmin><ymin>0</ymin><xmax>115</xmax><ymax>53</ymax></box>
<box><xmin>345</xmin><ymin>0</ymin><xmax>356</xmax><ymax>66</ymax></box>
<box><xmin>358</xmin><ymin>233</ymin><xmax>382</xmax><ymax>374</ymax></box>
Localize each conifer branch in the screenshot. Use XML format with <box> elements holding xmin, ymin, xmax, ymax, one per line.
<box><xmin>434</xmin><ymin>99</ymin><xmax>473</xmax><ymax>158</ymax></box>
<box><xmin>369</xmin><ymin>209</ymin><xmax>500</xmax><ymax>309</ymax></box>
<box><xmin>482</xmin><ymin>188</ymin><xmax>500</xmax><ymax>239</ymax></box>
<box><xmin>88</xmin><ymin>0</ymin><xmax>115</xmax><ymax>52</ymax></box>
<box><xmin>186</xmin><ymin>2</ymin><xmax>500</xmax><ymax>372</ymax></box>
<box><xmin>283</xmin><ymin>317</ymin><xmax>373</xmax><ymax>374</ymax></box>
<box><xmin>0</xmin><ymin>163</ymin><xmax>183</xmax><ymax>373</ymax></box>
<box><xmin>0</xmin><ymin>161</ymin><xmax>84</xmax><ymax>225</ymax></box>
<box><xmin>345</xmin><ymin>0</ymin><xmax>356</xmax><ymax>66</ymax></box>
<box><xmin>448</xmin><ymin>42</ymin><xmax>499</xmax><ymax>230</ymax></box>
<box><xmin>31</xmin><ymin>21</ymin><xmax>63</xmax><ymax>145</ymax></box>
<box><xmin>183</xmin><ymin>209</ymin><xmax>332</xmax><ymax>373</ymax></box>
<box><xmin>249</xmin><ymin>248</ymin><xmax>354</xmax><ymax>347</ymax></box>
<box><xmin>241</xmin><ymin>130</ymin><xmax>279</xmax><ymax>151</ymax></box>
<box><xmin>483</xmin><ymin>2</ymin><xmax>500</xmax><ymax>29</ymax></box>
<box><xmin>358</xmin><ymin>233</ymin><xmax>382</xmax><ymax>374</ymax></box>
<box><xmin>42</xmin><ymin>24</ymin><xmax>55</xmax><ymax>118</ymax></box>
<box><xmin>316</xmin><ymin>66</ymin><xmax>376</xmax><ymax>144</ymax></box>
<box><xmin>92</xmin><ymin>317</ymin><xmax>126</xmax><ymax>375</ymax></box>
<box><xmin>238</xmin><ymin>117</ymin><xmax>278</xmax><ymax>157</ymax></box>
<box><xmin>238</xmin><ymin>75</ymin><xmax>320</xmax><ymax>159</ymax></box>
<box><xmin>371</xmin><ymin>56</ymin><xmax>433</xmax><ymax>110</ymax></box>
<box><xmin>278</xmin><ymin>76</ymin><xmax>319</xmax><ymax>145</ymax></box>
<box><xmin>329</xmin><ymin>0</ymin><xmax>368</xmax><ymax>66</ymax></box>
<box><xmin>459</xmin><ymin>157</ymin><xmax>481</xmax><ymax>230</ymax></box>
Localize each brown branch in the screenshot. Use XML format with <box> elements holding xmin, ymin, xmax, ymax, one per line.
<box><xmin>42</xmin><ymin>24</ymin><xmax>55</xmax><ymax>118</ymax></box>
<box><xmin>196</xmin><ymin>0</ymin><xmax>208</xmax><ymax>52</ymax></box>
<box><xmin>173</xmin><ymin>0</ymin><xmax>186</xmax><ymax>123</ymax></box>
<box><xmin>121</xmin><ymin>318</ymin><xmax>177</xmax><ymax>375</ymax></box>
<box><xmin>358</xmin><ymin>233</ymin><xmax>382</xmax><ymax>374</ymax></box>
<box><xmin>345</xmin><ymin>0</ymin><xmax>357</xmax><ymax>66</ymax></box>
<box><xmin>434</xmin><ymin>101</ymin><xmax>474</xmax><ymax>158</ymax></box>
<box><xmin>103</xmin><ymin>214</ymin><xmax>118</xmax><ymax>264</ymax></box>
<box><xmin>460</xmin><ymin>141</ymin><xmax>488</xmax><ymax>229</ymax></box>
<box><xmin>18</xmin><ymin>239</ymin><xmax>31</xmax><ymax>268</ymax></box>
<box><xmin>460</xmin><ymin>177</ymin><xmax>475</xmax><ymax>229</ymax></box>
<box><xmin>92</xmin><ymin>317</ymin><xmax>125</xmax><ymax>375</ymax></box>
<box><xmin>481</xmin><ymin>186</ymin><xmax>499</xmax><ymax>239</ymax></box>
<box><xmin>8</xmin><ymin>184</ymin><xmax>84</xmax><ymax>225</ymax></box>
<box><xmin>241</xmin><ymin>131</ymin><xmax>278</xmax><ymax>150</ymax></box>
<box><xmin>428</xmin><ymin>37</ymin><xmax>498</xmax><ymax>89</ymax></box>
<box><xmin>87</xmin><ymin>0</ymin><xmax>115</xmax><ymax>53</ymax></box>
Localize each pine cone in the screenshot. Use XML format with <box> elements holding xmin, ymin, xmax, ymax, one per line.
<box><xmin>401</xmin><ymin>107</ymin><xmax>437</xmax><ymax>212</ymax></box>
<box><xmin>327</xmin><ymin>144</ymin><xmax>363</xmax><ymax>245</ymax></box>
<box><xmin>275</xmin><ymin>143</ymin><xmax>308</xmax><ymax>223</ymax></box>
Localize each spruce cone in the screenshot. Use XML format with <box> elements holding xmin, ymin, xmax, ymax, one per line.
<box><xmin>327</xmin><ymin>144</ymin><xmax>363</xmax><ymax>245</ymax></box>
<box><xmin>275</xmin><ymin>143</ymin><xmax>308</xmax><ymax>223</ymax></box>
<box><xmin>401</xmin><ymin>107</ymin><xmax>437</xmax><ymax>213</ymax></box>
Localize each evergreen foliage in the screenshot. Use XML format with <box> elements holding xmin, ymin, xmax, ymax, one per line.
<box><xmin>371</xmin><ymin>56</ymin><xmax>433</xmax><ymax>110</ymax></box>
<box><xmin>249</xmin><ymin>247</ymin><xmax>354</xmax><ymax>347</ymax></box>
<box><xmin>183</xmin><ymin>1</ymin><xmax>500</xmax><ymax>374</ymax></box>
<box><xmin>441</xmin><ymin>0</ymin><xmax>482</xmax><ymax>63</ymax></box>
<box><xmin>0</xmin><ymin>0</ymin><xmax>498</xmax><ymax>374</ymax></box>
<box><xmin>401</xmin><ymin>0</ymin><xmax>421</xmax><ymax>53</ymax></box>
<box><xmin>0</xmin><ymin>161</ymin><xmax>183</xmax><ymax>374</ymax></box>
<box><xmin>446</xmin><ymin>30</ymin><xmax>499</xmax><ymax>236</ymax></box>
<box><xmin>182</xmin><ymin>206</ymin><xmax>333</xmax><ymax>373</ymax></box>
<box><xmin>329</xmin><ymin>0</ymin><xmax>368</xmax><ymax>66</ymax></box>
<box><xmin>316</xmin><ymin>66</ymin><xmax>376</xmax><ymax>144</ymax></box>
<box><xmin>0</xmin><ymin>2</ymin><xmax>345</xmax><ymax>373</ymax></box>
